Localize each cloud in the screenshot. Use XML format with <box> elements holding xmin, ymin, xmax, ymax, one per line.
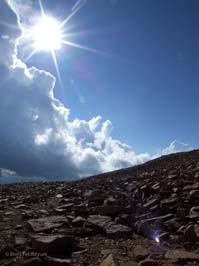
<box><xmin>0</xmin><ymin>0</ymin><xmax>152</xmax><ymax>179</ymax></box>
<box><xmin>161</xmin><ymin>140</ymin><xmax>192</xmax><ymax>156</ymax></box>
<box><xmin>0</xmin><ymin>1</ymin><xmax>192</xmax><ymax>180</ymax></box>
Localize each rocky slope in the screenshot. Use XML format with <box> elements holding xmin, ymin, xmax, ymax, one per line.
<box><xmin>0</xmin><ymin>150</ymin><xmax>199</xmax><ymax>266</ymax></box>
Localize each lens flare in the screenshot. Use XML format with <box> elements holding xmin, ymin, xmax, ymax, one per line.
<box><xmin>155</xmin><ymin>236</ymin><xmax>160</xmax><ymax>245</ymax></box>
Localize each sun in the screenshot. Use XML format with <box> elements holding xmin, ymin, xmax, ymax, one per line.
<box><xmin>32</xmin><ymin>16</ymin><xmax>62</xmax><ymax>51</ymax></box>
<box><xmin>23</xmin><ymin>0</ymin><xmax>106</xmax><ymax>87</ymax></box>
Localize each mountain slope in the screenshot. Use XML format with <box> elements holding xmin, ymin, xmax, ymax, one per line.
<box><xmin>0</xmin><ymin>149</ymin><xmax>199</xmax><ymax>266</ymax></box>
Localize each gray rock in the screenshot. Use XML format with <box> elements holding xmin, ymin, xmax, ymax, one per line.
<box><xmin>72</xmin><ymin>216</ymin><xmax>86</xmax><ymax>227</ymax></box>
<box><xmin>44</xmin><ymin>257</ymin><xmax>71</xmax><ymax>266</ymax></box>
<box><xmin>142</xmin><ymin>199</ymin><xmax>159</xmax><ymax>209</ymax></box>
<box><xmin>87</xmin><ymin>215</ymin><xmax>111</xmax><ymax>228</ymax></box>
<box><xmin>133</xmin><ymin>245</ymin><xmax>149</xmax><ymax>260</ymax></box>
<box><xmin>31</xmin><ymin>234</ymin><xmax>74</xmax><ymax>255</ymax></box>
<box><xmin>99</xmin><ymin>254</ymin><xmax>116</xmax><ymax>266</ymax></box>
<box><xmin>189</xmin><ymin>206</ymin><xmax>199</xmax><ymax>219</ymax></box>
<box><xmin>104</xmin><ymin>222</ymin><xmax>133</xmax><ymax>238</ymax></box>
<box><xmin>138</xmin><ymin>260</ymin><xmax>159</xmax><ymax>266</ymax></box>
<box><xmin>104</xmin><ymin>197</ymin><xmax>118</xmax><ymax>206</ymax></box>
<box><xmin>28</xmin><ymin>216</ymin><xmax>69</xmax><ymax>232</ymax></box>
<box><xmin>165</xmin><ymin>249</ymin><xmax>199</xmax><ymax>261</ymax></box>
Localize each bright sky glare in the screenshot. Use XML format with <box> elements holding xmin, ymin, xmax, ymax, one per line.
<box><xmin>32</xmin><ymin>16</ymin><xmax>62</xmax><ymax>51</ymax></box>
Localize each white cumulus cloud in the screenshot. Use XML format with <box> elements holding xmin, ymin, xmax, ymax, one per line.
<box><xmin>0</xmin><ymin>1</ymin><xmax>192</xmax><ymax>180</ymax></box>
<box><xmin>0</xmin><ymin>0</ymin><xmax>151</xmax><ymax>179</ymax></box>
<box><xmin>161</xmin><ymin>140</ymin><xmax>192</xmax><ymax>156</ymax></box>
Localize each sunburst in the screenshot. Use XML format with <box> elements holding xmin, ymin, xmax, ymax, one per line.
<box><xmin>23</xmin><ymin>0</ymin><xmax>105</xmax><ymax>86</ymax></box>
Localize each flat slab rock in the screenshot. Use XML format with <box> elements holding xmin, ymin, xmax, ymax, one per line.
<box><xmin>31</xmin><ymin>234</ymin><xmax>74</xmax><ymax>254</ymax></box>
<box><xmin>104</xmin><ymin>222</ymin><xmax>133</xmax><ymax>238</ymax></box>
<box><xmin>28</xmin><ymin>216</ymin><xmax>68</xmax><ymax>232</ymax></box>
<box><xmin>165</xmin><ymin>249</ymin><xmax>199</xmax><ymax>261</ymax></box>
<box><xmin>87</xmin><ymin>215</ymin><xmax>111</xmax><ymax>228</ymax></box>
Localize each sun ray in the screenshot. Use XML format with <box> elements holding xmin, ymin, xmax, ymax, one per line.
<box><xmin>60</xmin><ymin>0</ymin><xmax>87</xmax><ymax>29</ymax></box>
<box><xmin>51</xmin><ymin>50</ymin><xmax>63</xmax><ymax>88</ymax></box>
<box><xmin>72</xmin><ymin>0</ymin><xmax>86</xmax><ymax>11</ymax></box>
<box><xmin>62</xmin><ymin>29</ymin><xmax>96</xmax><ymax>40</ymax></box>
<box><xmin>24</xmin><ymin>49</ymin><xmax>38</xmax><ymax>62</ymax></box>
<box><xmin>21</xmin><ymin>0</ymin><xmax>121</xmax><ymax>95</ymax></box>
<box><xmin>62</xmin><ymin>40</ymin><xmax>109</xmax><ymax>56</ymax></box>
<box><xmin>38</xmin><ymin>0</ymin><xmax>45</xmax><ymax>18</ymax></box>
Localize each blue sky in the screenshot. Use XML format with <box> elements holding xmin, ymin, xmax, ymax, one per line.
<box><xmin>0</xmin><ymin>0</ymin><xmax>197</xmax><ymax>179</ymax></box>
<box><xmin>29</xmin><ymin>0</ymin><xmax>199</xmax><ymax>154</ymax></box>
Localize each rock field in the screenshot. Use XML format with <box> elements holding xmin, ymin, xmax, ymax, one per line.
<box><xmin>0</xmin><ymin>150</ymin><xmax>199</xmax><ymax>266</ymax></box>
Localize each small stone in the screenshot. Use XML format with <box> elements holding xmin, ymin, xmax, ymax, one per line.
<box><xmin>99</xmin><ymin>254</ymin><xmax>116</xmax><ymax>266</ymax></box>
<box><xmin>56</xmin><ymin>203</ymin><xmax>74</xmax><ymax>210</ymax></box>
<box><xmin>44</xmin><ymin>257</ymin><xmax>71</xmax><ymax>266</ymax></box>
<box><xmin>15</xmin><ymin>236</ymin><xmax>27</xmax><ymax>246</ymax></box>
<box><xmin>56</xmin><ymin>194</ymin><xmax>63</xmax><ymax>198</ymax></box>
<box><xmin>104</xmin><ymin>197</ymin><xmax>118</xmax><ymax>206</ymax></box>
<box><xmin>15</xmin><ymin>224</ymin><xmax>23</xmax><ymax>230</ymax></box>
<box><xmin>189</xmin><ymin>206</ymin><xmax>199</xmax><ymax>219</ymax></box>
<box><xmin>14</xmin><ymin>204</ymin><xmax>28</xmax><ymax>209</ymax></box>
<box><xmin>4</xmin><ymin>211</ymin><xmax>15</xmax><ymax>216</ymax></box>
<box><xmin>188</xmin><ymin>190</ymin><xmax>199</xmax><ymax>200</ymax></box>
<box><xmin>133</xmin><ymin>245</ymin><xmax>149</xmax><ymax>260</ymax></box>
<box><xmin>160</xmin><ymin>197</ymin><xmax>178</xmax><ymax>207</ymax></box>
<box><xmin>101</xmin><ymin>249</ymin><xmax>113</xmax><ymax>255</ymax></box>
<box><xmin>138</xmin><ymin>259</ymin><xmax>159</xmax><ymax>266</ymax></box>
<box><xmin>38</xmin><ymin>210</ymin><xmax>49</xmax><ymax>216</ymax></box>
<box><xmin>0</xmin><ymin>198</ymin><xmax>8</xmax><ymax>204</ymax></box>
<box><xmin>72</xmin><ymin>216</ymin><xmax>86</xmax><ymax>227</ymax></box>
<box><xmin>22</xmin><ymin>210</ymin><xmax>36</xmax><ymax>220</ymax></box>
<box><xmin>142</xmin><ymin>199</ymin><xmax>159</xmax><ymax>209</ymax></box>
